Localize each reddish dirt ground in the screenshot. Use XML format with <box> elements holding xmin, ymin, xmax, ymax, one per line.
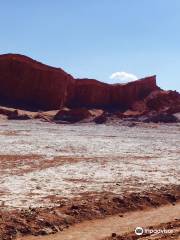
<box><xmin>0</xmin><ymin>186</ymin><xmax>180</xmax><ymax>239</ymax></box>
<box><xmin>16</xmin><ymin>203</ymin><xmax>180</xmax><ymax>240</ymax></box>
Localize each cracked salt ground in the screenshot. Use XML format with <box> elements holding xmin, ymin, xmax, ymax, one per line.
<box><xmin>0</xmin><ymin>120</ymin><xmax>180</xmax><ymax>209</ymax></box>
<box><xmin>0</xmin><ymin>120</ymin><xmax>179</xmax><ymax>158</ymax></box>
<box><xmin>1</xmin><ymin>157</ymin><xmax>179</xmax><ymax>209</ymax></box>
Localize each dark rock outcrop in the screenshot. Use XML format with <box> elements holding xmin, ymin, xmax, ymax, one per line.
<box><xmin>140</xmin><ymin>113</ymin><xmax>178</xmax><ymax>123</ymax></box>
<box><xmin>94</xmin><ymin>113</ymin><xmax>107</xmax><ymax>124</ymax></box>
<box><xmin>145</xmin><ymin>90</ymin><xmax>180</xmax><ymax>114</ymax></box>
<box><xmin>7</xmin><ymin>110</ymin><xmax>32</xmax><ymax>120</ymax></box>
<box><xmin>54</xmin><ymin>108</ymin><xmax>92</xmax><ymax>123</ymax></box>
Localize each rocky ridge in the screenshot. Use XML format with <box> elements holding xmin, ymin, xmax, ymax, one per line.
<box><xmin>0</xmin><ymin>53</ymin><xmax>180</xmax><ymax>123</ymax></box>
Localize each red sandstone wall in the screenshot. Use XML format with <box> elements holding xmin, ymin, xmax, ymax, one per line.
<box><xmin>69</xmin><ymin>79</ymin><xmax>111</xmax><ymax>108</ymax></box>
<box><xmin>110</xmin><ymin>76</ymin><xmax>158</xmax><ymax>108</ymax></box>
<box><xmin>0</xmin><ymin>54</ymin><xmax>158</xmax><ymax>110</ymax></box>
<box><xmin>0</xmin><ymin>54</ymin><xmax>75</xmax><ymax>110</ymax></box>
<box><xmin>70</xmin><ymin>76</ymin><xmax>158</xmax><ymax>109</ymax></box>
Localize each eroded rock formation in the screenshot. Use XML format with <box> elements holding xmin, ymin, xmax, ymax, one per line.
<box><xmin>0</xmin><ymin>54</ymin><xmax>158</xmax><ymax>110</ymax></box>
<box><xmin>145</xmin><ymin>90</ymin><xmax>180</xmax><ymax>113</ymax></box>
<box><xmin>54</xmin><ymin>108</ymin><xmax>92</xmax><ymax>123</ymax></box>
<box><xmin>70</xmin><ymin>76</ymin><xmax>158</xmax><ymax>109</ymax></box>
<box><xmin>0</xmin><ymin>54</ymin><xmax>75</xmax><ymax>110</ymax></box>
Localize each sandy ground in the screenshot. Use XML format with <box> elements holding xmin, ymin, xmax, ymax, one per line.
<box><xmin>16</xmin><ymin>203</ymin><xmax>180</xmax><ymax>240</ymax></box>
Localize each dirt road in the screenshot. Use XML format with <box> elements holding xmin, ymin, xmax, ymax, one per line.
<box><xmin>17</xmin><ymin>202</ymin><xmax>180</xmax><ymax>240</ymax></box>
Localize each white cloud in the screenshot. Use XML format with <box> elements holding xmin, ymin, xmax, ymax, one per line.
<box><xmin>109</xmin><ymin>71</ymin><xmax>138</xmax><ymax>83</ymax></box>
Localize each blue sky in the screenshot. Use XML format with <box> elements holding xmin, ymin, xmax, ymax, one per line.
<box><xmin>0</xmin><ymin>0</ymin><xmax>180</xmax><ymax>91</ymax></box>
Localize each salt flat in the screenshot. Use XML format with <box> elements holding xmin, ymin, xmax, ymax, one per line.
<box><xmin>0</xmin><ymin>120</ymin><xmax>179</xmax><ymax>209</ymax></box>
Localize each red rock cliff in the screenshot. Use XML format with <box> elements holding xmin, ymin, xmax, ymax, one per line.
<box><xmin>0</xmin><ymin>54</ymin><xmax>158</xmax><ymax>110</ymax></box>
<box><xmin>70</xmin><ymin>76</ymin><xmax>158</xmax><ymax>109</ymax></box>
<box><xmin>70</xmin><ymin>79</ymin><xmax>111</xmax><ymax>108</ymax></box>
<box><xmin>110</xmin><ymin>76</ymin><xmax>158</xmax><ymax>109</ymax></box>
<box><xmin>0</xmin><ymin>54</ymin><xmax>75</xmax><ymax>110</ymax></box>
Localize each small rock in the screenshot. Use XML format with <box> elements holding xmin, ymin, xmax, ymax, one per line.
<box><xmin>94</xmin><ymin>114</ymin><xmax>107</xmax><ymax>124</ymax></box>
<box><xmin>112</xmin><ymin>232</ymin><xmax>117</xmax><ymax>237</ymax></box>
